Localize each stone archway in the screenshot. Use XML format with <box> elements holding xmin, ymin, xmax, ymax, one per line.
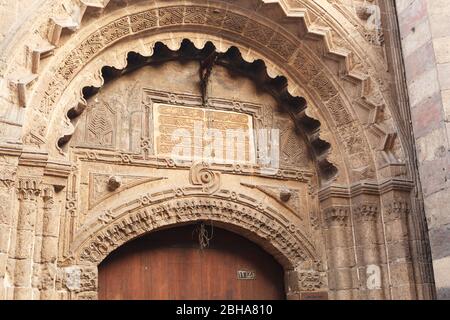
<box><xmin>59</xmin><ymin>162</ymin><xmax>323</xmax><ymax>300</ymax></box>
<box><xmin>0</xmin><ymin>0</ymin><xmax>435</xmax><ymax>300</ymax></box>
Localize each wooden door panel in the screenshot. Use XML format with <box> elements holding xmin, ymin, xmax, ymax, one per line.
<box><xmin>98</xmin><ymin>225</ymin><xmax>285</xmax><ymax>300</ymax></box>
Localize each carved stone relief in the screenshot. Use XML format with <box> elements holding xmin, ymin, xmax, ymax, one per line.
<box><xmin>12</xmin><ymin>1</ymin><xmax>386</xmax><ymax>181</ymax></box>
<box><xmin>72</xmin><ymin>85</ymin><xmax>144</xmax><ymax>153</ymax></box>
<box><xmin>86</xmin><ymin>102</ymin><xmax>115</xmax><ymax>148</ymax></box>
<box><xmin>274</xmin><ymin>116</ymin><xmax>311</xmax><ymax>169</ymax></box>
<box><xmin>70</xmin><ymin>64</ymin><xmax>314</xmax><ymax>174</ymax></box>
<box><xmin>88</xmin><ymin>173</ymin><xmax>166</xmax><ymax>209</ymax></box>
<box><xmin>240</xmin><ymin>182</ymin><xmax>303</xmax><ymax>220</ymax></box>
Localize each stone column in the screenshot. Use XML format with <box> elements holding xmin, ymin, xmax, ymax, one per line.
<box><xmin>285</xmin><ymin>269</ymin><xmax>300</xmax><ymax>300</ymax></box>
<box><xmin>12</xmin><ymin>178</ymin><xmax>40</xmax><ymax>299</ymax></box>
<box><xmin>382</xmin><ymin>197</ymin><xmax>417</xmax><ymax>299</ymax></box>
<box><xmin>322</xmin><ymin>205</ymin><xmax>357</xmax><ymax>299</ymax></box>
<box><xmin>0</xmin><ymin>165</ymin><xmax>16</xmax><ymax>300</ymax></box>
<box><xmin>352</xmin><ymin>199</ymin><xmax>386</xmax><ymax>299</ymax></box>
<box><xmin>36</xmin><ymin>188</ymin><xmax>59</xmax><ymax>300</ymax></box>
<box><xmin>31</xmin><ymin>189</ymin><xmax>44</xmax><ymax>300</ymax></box>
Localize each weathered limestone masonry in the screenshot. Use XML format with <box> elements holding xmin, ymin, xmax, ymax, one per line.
<box><xmin>395</xmin><ymin>0</ymin><xmax>450</xmax><ymax>299</ymax></box>
<box><xmin>0</xmin><ymin>0</ymin><xmax>444</xmax><ymax>300</ymax></box>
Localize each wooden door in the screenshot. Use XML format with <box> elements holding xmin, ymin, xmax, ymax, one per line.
<box><xmin>98</xmin><ymin>224</ymin><xmax>285</xmax><ymax>300</ymax></box>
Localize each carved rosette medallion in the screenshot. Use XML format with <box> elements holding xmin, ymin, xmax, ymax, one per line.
<box><xmin>189</xmin><ymin>162</ymin><xmax>220</xmax><ymax>194</ymax></box>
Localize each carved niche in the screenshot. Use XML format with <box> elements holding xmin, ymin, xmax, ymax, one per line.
<box><xmin>86</xmin><ymin>102</ymin><xmax>115</xmax><ymax>148</ymax></box>
<box><xmin>72</xmin><ymin>82</ymin><xmax>144</xmax><ymax>153</ymax></box>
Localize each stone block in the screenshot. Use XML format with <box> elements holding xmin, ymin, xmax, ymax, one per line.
<box><xmin>355</xmin><ymin>245</ymin><xmax>386</xmax><ymax>265</ymax></box>
<box><xmin>389</xmin><ymin>262</ymin><xmax>415</xmax><ymax>287</ymax></box>
<box><xmin>13</xmin><ymin>287</ymin><xmax>33</xmax><ymax>300</ymax></box>
<box><xmin>14</xmin><ymin>230</ymin><xmax>33</xmax><ymax>259</ymax></box>
<box><xmin>429</xmin><ymin>224</ymin><xmax>450</xmax><ymax>260</ymax></box>
<box><xmin>415</xmin><ymin>127</ymin><xmax>448</xmax><ymax>162</ymax></box>
<box><xmin>401</xmin><ymin>20</ymin><xmax>432</xmax><ymax>58</ymax></box>
<box><xmin>354</xmin><ymin>222</ymin><xmax>383</xmax><ymax>245</ymax></box>
<box><xmin>0</xmin><ymin>224</ymin><xmax>10</xmax><ymax>253</ymax></box>
<box><xmin>408</xmin><ymin>68</ymin><xmax>441</xmax><ymax>107</ymax></box>
<box><xmin>424</xmin><ymin>190</ymin><xmax>450</xmax><ymax>230</ymax></box>
<box><xmin>437</xmin><ymin>62</ymin><xmax>450</xmax><ymax>90</ymax></box>
<box><xmin>329</xmin><ymin>268</ymin><xmax>357</xmax><ymax>290</ymax></box>
<box><xmin>33</xmin><ymin>235</ymin><xmax>42</xmax><ymax>263</ymax></box>
<box><xmin>391</xmin><ymin>284</ymin><xmax>416</xmax><ymax>300</ymax></box>
<box><xmin>442</xmin><ymin>89</ymin><xmax>450</xmax><ymax>121</ymax></box>
<box><xmin>387</xmin><ymin>240</ymin><xmax>411</xmax><ymax>261</ymax></box>
<box><xmin>334</xmin><ymin>289</ymin><xmax>357</xmax><ymax>300</ymax></box>
<box><xmin>327</xmin><ymin>247</ymin><xmax>356</xmax><ymax>269</ymax></box>
<box><xmin>326</xmin><ymin>226</ymin><xmax>353</xmax><ymax>249</ymax></box>
<box><xmin>404</xmin><ymin>41</ymin><xmax>436</xmax><ymax>80</ymax></box>
<box><xmin>427</xmin><ymin>0</ymin><xmax>450</xmax><ymax>38</ymax></box>
<box><xmin>411</xmin><ymin>91</ymin><xmax>444</xmax><ymax>138</ymax></box>
<box><xmin>385</xmin><ymin>219</ymin><xmax>409</xmax><ymax>242</ymax></box>
<box><xmin>13</xmin><ymin>259</ymin><xmax>32</xmax><ymax>287</ymax></box>
<box><xmin>43</xmin><ymin>213</ymin><xmax>60</xmax><ymax>237</ymax></box>
<box><xmin>433</xmin><ymin>36</ymin><xmax>450</xmax><ymax>64</ymax></box>
<box><xmin>419</xmin><ymin>160</ymin><xmax>449</xmax><ymax>197</ymax></box>
<box><xmin>41</xmin><ymin>236</ymin><xmax>58</xmax><ymax>263</ymax></box>
<box><xmin>0</xmin><ymin>197</ymin><xmax>12</xmax><ymax>225</ymax></box>
<box><xmin>0</xmin><ymin>253</ymin><xmax>7</xmax><ymax>276</ymax></box>
<box><xmin>366</xmin><ymin>288</ymin><xmax>384</xmax><ymax>300</ymax></box>
<box><xmin>40</xmin><ymin>289</ymin><xmax>57</xmax><ymax>300</ymax></box>
<box><xmin>0</xmin><ymin>278</ymin><xmax>4</xmax><ymax>300</ymax></box>
<box><xmin>398</xmin><ymin>0</ymin><xmax>428</xmax><ymax>37</ymax></box>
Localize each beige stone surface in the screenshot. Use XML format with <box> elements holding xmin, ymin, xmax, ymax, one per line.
<box><xmin>0</xmin><ymin>0</ymin><xmax>441</xmax><ymax>300</ymax></box>
<box><xmin>396</xmin><ymin>0</ymin><xmax>450</xmax><ymax>300</ymax></box>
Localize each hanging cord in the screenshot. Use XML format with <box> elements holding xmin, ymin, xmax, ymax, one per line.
<box><xmin>199</xmin><ymin>50</ymin><xmax>219</xmax><ymax>107</ymax></box>
<box><xmin>193</xmin><ymin>221</ymin><xmax>214</xmax><ymax>250</ymax></box>
<box><xmin>199</xmin><ymin>50</ymin><xmax>218</xmax><ymax>161</ymax></box>
<box><xmin>195</xmin><ymin>50</ymin><xmax>218</xmax><ymax>246</ymax></box>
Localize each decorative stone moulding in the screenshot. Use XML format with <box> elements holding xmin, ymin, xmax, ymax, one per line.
<box><xmin>70</xmin><ymin>193</ymin><xmax>319</xmax><ymax>269</ymax></box>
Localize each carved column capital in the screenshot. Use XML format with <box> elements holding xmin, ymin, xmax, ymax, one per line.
<box><xmin>353</xmin><ymin>202</ymin><xmax>379</xmax><ymax>222</ymax></box>
<box><xmin>16</xmin><ymin>178</ymin><xmax>41</xmax><ymax>201</ymax></box>
<box><xmin>323</xmin><ymin>205</ymin><xmax>350</xmax><ymax>227</ymax></box>
<box><xmin>0</xmin><ymin>166</ymin><xmax>17</xmax><ymax>188</ymax></box>
<box><xmin>384</xmin><ymin>200</ymin><xmax>409</xmax><ymax>222</ymax></box>
<box><xmin>42</xmin><ymin>187</ymin><xmax>55</xmax><ymax>209</ymax></box>
<box><xmin>298</xmin><ymin>270</ymin><xmax>325</xmax><ymax>292</ymax></box>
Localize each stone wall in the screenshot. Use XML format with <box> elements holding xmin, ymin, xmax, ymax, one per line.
<box><xmin>0</xmin><ymin>0</ymin><xmax>42</xmax><ymax>44</ymax></box>
<box><xmin>0</xmin><ymin>0</ymin><xmax>442</xmax><ymax>300</ymax></box>
<box><xmin>396</xmin><ymin>0</ymin><xmax>450</xmax><ymax>299</ymax></box>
